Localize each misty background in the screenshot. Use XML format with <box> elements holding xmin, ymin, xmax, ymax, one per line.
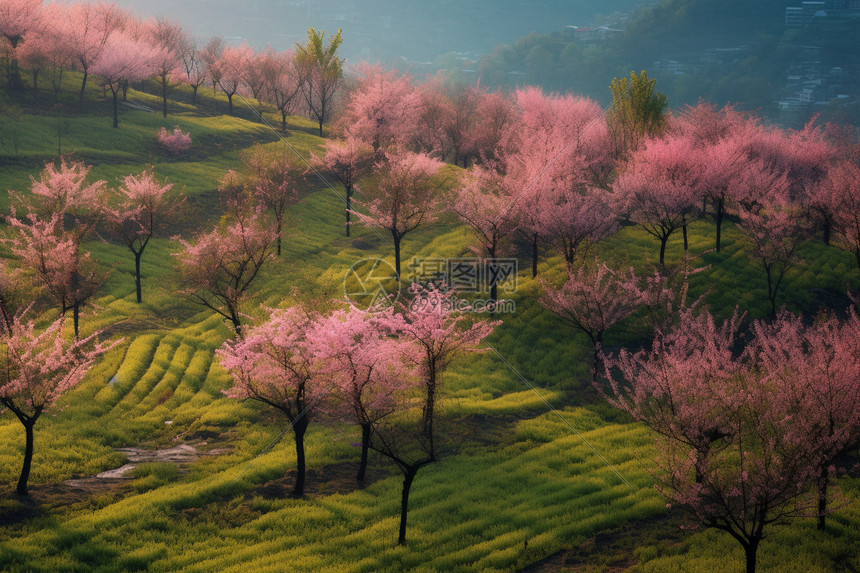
<box><xmin>111</xmin><ymin>0</ymin><xmax>645</xmax><ymax>64</ymax></box>
<box><xmin>111</xmin><ymin>0</ymin><xmax>860</xmax><ymax>125</ymax></box>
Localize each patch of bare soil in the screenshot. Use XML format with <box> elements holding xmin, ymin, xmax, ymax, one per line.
<box><xmin>520</xmin><ymin>511</ymin><xmax>690</xmax><ymax>572</ymax></box>
<box><xmin>253</xmin><ymin>460</ymin><xmax>396</xmax><ymax>499</ymax></box>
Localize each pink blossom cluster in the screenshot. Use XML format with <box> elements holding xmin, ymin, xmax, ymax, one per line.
<box><xmin>157</xmin><ymin>127</ymin><xmax>192</xmax><ymax>156</ymax></box>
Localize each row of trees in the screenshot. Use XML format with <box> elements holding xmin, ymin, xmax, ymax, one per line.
<box><xmin>0</xmin><ymin>0</ymin><xmax>344</xmax><ymax>132</ymax></box>
<box><xmin>314</xmin><ymin>68</ymin><xmax>860</xmax><ymax>320</ymax></box>
<box><xmin>218</xmin><ymin>287</ymin><xmax>496</xmax><ymax>544</ymax></box>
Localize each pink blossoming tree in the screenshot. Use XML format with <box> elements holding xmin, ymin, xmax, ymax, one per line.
<box><xmin>0</xmin><ymin>313</ymin><xmax>117</xmax><ymax>495</ymax></box>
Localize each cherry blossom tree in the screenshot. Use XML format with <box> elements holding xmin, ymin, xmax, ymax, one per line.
<box><xmin>241</xmin><ymin>48</ymin><xmax>267</xmax><ymax>101</ymax></box>
<box><xmin>354</xmin><ymin>151</ymin><xmax>444</xmax><ymax>279</ymax></box>
<box><xmin>223</xmin><ymin>144</ymin><xmax>302</xmax><ymax>256</ymax></box>
<box><xmin>540</xmin><ymin>260</ymin><xmax>640</xmax><ymax>378</ymax></box>
<box><xmin>503</xmin><ymin>87</ymin><xmax>614</xmax><ymax>276</ymax></box>
<box><xmin>7</xmin><ymin>214</ymin><xmax>105</xmax><ymax>338</ymax></box>
<box><xmin>90</xmin><ymin>31</ymin><xmax>157</xmax><ymax>128</ymax></box>
<box><xmin>540</xmin><ymin>187</ymin><xmax>618</xmax><ymax>273</ymax></box>
<box><xmin>613</xmin><ymin>135</ymin><xmax>702</xmax><ymax>266</ymax></box>
<box><xmin>735</xmin><ymin>169</ymin><xmax>808</xmax><ymax>317</ymax></box>
<box><xmin>313</xmin><ymin>306</ymin><xmax>408</xmax><ymax>481</ymax></box>
<box><xmin>295</xmin><ymin>27</ymin><xmax>343</xmax><ymax>136</ymax></box>
<box><xmin>175</xmin><ymin>216</ymin><xmax>275</xmax><ymax>336</ymax></box>
<box><xmin>0</xmin><ymin>312</ymin><xmax>117</xmax><ymax>495</ymax></box>
<box><xmin>338</xmin><ymin>64</ymin><xmax>420</xmax><ymax>151</ymax></box>
<box><xmin>12</xmin><ymin>157</ymin><xmax>105</xmax><ymax>235</ymax></box>
<box><xmin>0</xmin><ymin>259</ymin><xmax>22</xmax><ymax>334</ymax></box>
<box><xmin>825</xmin><ymin>160</ymin><xmax>860</xmax><ymax>269</ymax></box>
<box><xmin>604</xmin><ymin>310</ymin><xmax>821</xmax><ymax>573</ymax></box>
<box><xmin>453</xmin><ymin>166</ymin><xmax>519</xmax><ymax>305</ymax></box>
<box><xmin>105</xmin><ymin>170</ymin><xmax>180</xmax><ymax>303</ymax></box>
<box><xmin>465</xmin><ymin>88</ymin><xmax>516</xmax><ymax>166</ymax></box>
<box><xmin>413</xmin><ymin>76</ymin><xmax>456</xmax><ymax>160</ymax></box>
<box><xmin>259</xmin><ymin>48</ymin><xmax>302</xmax><ymax>130</ymax></box>
<box><xmin>200</xmin><ymin>35</ymin><xmax>224</xmax><ymax>96</ymax></box>
<box><xmin>66</xmin><ymin>1</ymin><xmax>128</xmax><ymax>109</ymax></box>
<box><xmin>372</xmin><ymin>285</ymin><xmax>497</xmax><ymax>545</ymax></box>
<box><xmin>750</xmin><ymin>309</ymin><xmax>860</xmax><ymax>531</ymax></box>
<box><xmin>157</xmin><ymin>127</ymin><xmax>192</xmax><ymax>156</ymax></box>
<box><xmin>16</xmin><ymin>2</ymin><xmax>74</xmax><ymax>102</ymax></box>
<box><xmin>177</xmin><ymin>35</ymin><xmax>207</xmax><ymax>105</ymax></box>
<box><xmin>674</xmin><ymin>102</ymin><xmax>753</xmax><ymax>252</ymax></box>
<box><xmin>217</xmin><ymin>305</ymin><xmax>324</xmax><ymax>497</ymax></box>
<box><xmin>144</xmin><ymin>17</ymin><xmax>184</xmax><ymax>118</ymax></box>
<box><xmin>0</xmin><ymin>0</ymin><xmax>42</xmax><ymax>89</ymax></box>
<box><xmin>310</xmin><ymin>135</ymin><xmax>374</xmax><ymax>236</ymax></box>
<box><xmin>213</xmin><ymin>43</ymin><xmax>252</xmax><ymax>115</ymax></box>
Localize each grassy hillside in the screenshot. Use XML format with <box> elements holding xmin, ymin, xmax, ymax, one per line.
<box><xmin>1</xmin><ymin>76</ymin><xmax>859</xmax><ymax>572</ymax></box>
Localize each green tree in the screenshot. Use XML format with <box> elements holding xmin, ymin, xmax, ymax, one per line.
<box><xmin>607</xmin><ymin>70</ymin><xmax>668</xmax><ymax>157</ymax></box>
<box><xmin>296</xmin><ymin>27</ymin><xmax>344</xmax><ymax>136</ymax></box>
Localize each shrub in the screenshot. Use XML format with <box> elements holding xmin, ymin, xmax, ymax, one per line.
<box><xmin>157</xmin><ymin>127</ymin><xmax>192</xmax><ymax>156</ymax></box>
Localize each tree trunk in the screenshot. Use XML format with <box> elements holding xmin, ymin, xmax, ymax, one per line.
<box><xmin>227</xmin><ymin>93</ymin><xmax>233</xmax><ymax>115</ymax></box>
<box><xmin>659</xmin><ymin>235</ymin><xmax>668</xmax><ymax>267</ymax></box>
<box><xmin>281</xmin><ymin>110</ymin><xmax>288</xmax><ymax>131</ymax></box>
<box><xmin>134</xmin><ymin>250</ymin><xmax>143</xmax><ymax>303</ymax></box>
<box><xmin>357</xmin><ymin>422</ymin><xmax>371</xmax><ymax>482</ymax></box>
<box><xmin>161</xmin><ymin>76</ymin><xmax>168</xmax><ymax>118</ymax></box>
<box><xmin>393</xmin><ymin>233</ymin><xmax>402</xmax><ymax>281</ymax></box>
<box><xmin>398</xmin><ymin>467</ymin><xmax>418</xmax><ymax>545</ymax></box>
<box><xmin>764</xmin><ymin>264</ymin><xmax>777</xmax><ymax>318</ymax></box>
<box><xmin>715</xmin><ymin>198</ymin><xmax>724</xmax><ymax>252</ymax></box>
<box><xmin>743</xmin><ymin>538</ymin><xmax>760</xmax><ymax>573</ymax></box>
<box><xmin>73</xmin><ymin>301</ymin><xmax>80</xmax><ymax>339</ymax></box>
<box><xmin>345</xmin><ymin>185</ymin><xmax>352</xmax><ymax>237</ymax></box>
<box><xmin>112</xmin><ymin>90</ymin><xmax>119</xmax><ymax>129</ymax></box>
<box><xmin>318</xmin><ymin>118</ymin><xmax>324</xmax><ymax>137</ymax></box>
<box><xmin>292</xmin><ymin>416</ymin><xmax>308</xmax><ymax>498</ymax></box>
<box><xmin>532</xmin><ymin>233</ymin><xmax>539</xmax><ymax>278</ymax></box>
<box><xmin>682</xmin><ymin>224</ymin><xmax>689</xmax><ymax>252</ymax></box>
<box><xmin>822</xmin><ymin>219</ymin><xmax>831</xmax><ymax>247</ymax></box>
<box><xmin>817</xmin><ymin>466</ymin><xmax>828</xmax><ymax>531</ymax></box>
<box><xmin>16</xmin><ymin>419</ymin><xmax>36</xmax><ymax>496</ymax></box>
<box><xmin>276</xmin><ymin>220</ymin><xmax>283</xmax><ymax>257</ymax></box>
<box><xmin>192</xmin><ymin>85</ymin><xmax>198</xmax><ymax>105</ymax></box>
<box><xmin>79</xmin><ymin>69</ymin><xmax>89</xmax><ymax>110</ymax></box>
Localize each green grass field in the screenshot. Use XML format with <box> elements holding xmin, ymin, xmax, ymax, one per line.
<box><xmin>1</xmin><ymin>74</ymin><xmax>859</xmax><ymax>572</ymax></box>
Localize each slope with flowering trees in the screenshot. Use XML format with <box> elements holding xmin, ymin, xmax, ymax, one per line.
<box><xmin>0</xmin><ymin>312</ymin><xmax>117</xmax><ymax>495</ymax></box>
<box><xmin>311</xmin><ymin>135</ymin><xmax>375</xmax><ymax>237</ymax></box>
<box><xmin>218</xmin><ymin>305</ymin><xmax>324</xmax><ymax>498</ymax></box>
<box><xmin>354</xmin><ymin>150</ymin><xmax>445</xmax><ymax>280</ymax></box>
<box><xmin>604</xmin><ymin>310</ymin><xmax>826</xmax><ymax>573</ymax></box>
<box><xmin>90</xmin><ymin>30</ymin><xmax>157</xmax><ymax>128</ymax></box>
<box><xmin>453</xmin><ymin>166</ymin><xmax>519</xmax><ymax>306</ymax></box>
<box><xmin>613</xmin><ymin>134</ymin><xmax>702</xmax><ymax>266</ymax></box>
<box><xmin>105</xmin><ymin>170</ymin><xmax>181</xmax><ymax>303</ymax></box>
<box><xmin>175</xmin><ymin>215</ymin><xmax>275</xmax><ymax>337</ymax></box>
<box><xmin>372</xmin><ymin>285</ymin><xmax>498</xmax><ymax>545</ymax></box>
<box><xmin>0</xmin><ymin>0</ymin><xmax>42</xmax><ymax>89</ymax></box>
<box><xmin>501</xmin><ymin>87</ymin><xmax>615</xmax><ymax>277</ymax></box>
<box><xmin>313</xmin><ymin>306</ymin><xmax>409</xmax><ymax>482</ymax></box>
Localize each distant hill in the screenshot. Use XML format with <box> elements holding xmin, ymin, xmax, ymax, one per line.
<box><xmin>472</xmin><ymin>0</ymin><xmax>860</xmax><ymax>126</ymax></box>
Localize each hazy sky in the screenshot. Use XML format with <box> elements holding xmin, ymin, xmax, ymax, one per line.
<box><xmin>112</xmin><ymin>0</ymin><xmax>645</xmax><ymax>65</ymax></box>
